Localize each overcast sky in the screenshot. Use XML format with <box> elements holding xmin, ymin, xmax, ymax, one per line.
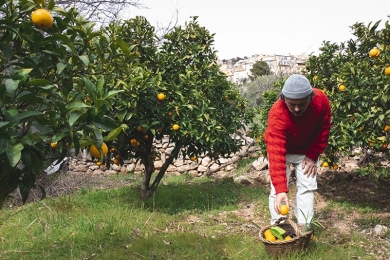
<box><xmin>125</xmin><ymin>0</ymin><xmax>390</xmax><ymax>60</ymax></box>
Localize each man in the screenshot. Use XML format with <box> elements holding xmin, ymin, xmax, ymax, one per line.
<box><xmin>264</xmin><ymin>74</ymin><xmax>331</xmax><ymax>225</ymax></box>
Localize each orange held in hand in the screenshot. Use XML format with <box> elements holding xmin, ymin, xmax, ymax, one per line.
<box><xmin>279</xmin><ymin>204</ymin><xmax>289</xmax><ymax>215</ymax></box>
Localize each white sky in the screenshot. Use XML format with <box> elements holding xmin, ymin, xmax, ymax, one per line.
<box><xmin>125</xmin><ymin>0</ymin><xmax>390</xmax><ymax>60</ymax></box>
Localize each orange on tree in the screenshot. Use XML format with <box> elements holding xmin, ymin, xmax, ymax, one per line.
<box><xmin>369</xmin><ymin>47</ymin><xmax>380</xmax><ymax>58</ymax></box>
<box><xmin>190</xmin><ymin>156</ymin><xmax>196</xmax><ymax>161</ymax></box>
<box><xmin>385</xmin><ymin>66</ymin><xmax>390</xmax><ymax>76</ymax></box>
<box><xmin>167</xmin><ymin>111</ymin><xmax>173</xmax><ymax>116</ymax></box>
<box><xmin>333</xmin><ymin>164</ymin><xmax>339</xmax><ymax>170</ymax></box>
<box><xmin>110</xmin><ymin>147</ymin><xmax>116</xmax><ymax>153</ymax></box>
<box><xmin>137</xmin><ymin>125</ymin><xmax>143</xmax><ymax>132</ymax></box>
<box><xmin>322</xmin><ymin>162</ymin><xmax>329</xmax><ymax>167</ymax></box>
<box><xmin>130</xmin><ymin>138</ymin><xmax>139</xmax><ymax>146</ymax></box>
<box><xmin>279</xmin><ymin>204</ymin><xmax>289</xmax><ymax>215</ymax></box>
<box><xmin>144</xmin><ymin>134</ymin><xmax>149</xmax><ymax>140</ymax></box>
<box><xmin>338</xmin><ymin>84</ymin><xmax>346</xmax><ymax>91</ymax></box>
<box><xmin>157</xmin><ymin>93</ymin><xmax>166</xmax><ymax>101</ymax></box>
<box><xmin>50</xmin><ymin>142</ymin><xmax>60</xmax><ymax>148</ymax></box>
<box><xmin>31</xmin><ymin>9</ymin><xmax>53</xmax><ymax>30</ymax></box>
<box><xmin>113</xmin><ymin>159</ymin><xmax>120</xmax><ymax>165</ymax></box>
<box><xmin>172</xmin><ymin>124</ymin><xmax>180</xmax><ymax>131</ymax></box>
<box><xmin>115</xmin><ymin>154</ymin><xmax>121</xmax><ymax>160</ymax></box>
<box><xmin>384</xmin><ymin>125</ymin><xmax>390</xmax><ymax>132</ymax></box>
<box><xmin>96</xmin><ymin>161</ymin><xmax>103</xmax><ymax>166</ymax></box>
<box><xmin>90</xmin><ymin>142</ymin><xmax>108</xmax><ymax>158</ymax></box>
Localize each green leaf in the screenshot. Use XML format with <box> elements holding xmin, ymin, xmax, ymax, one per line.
<box><xmin>115</xmin><ymin>38</ymin><xmax>130</xmax><ymax>55</ymax></box>
<box><xmin>84</xmin><ymin>77</ymin><xmax>97</xmax><ymax>100</ymax></box>
<box><xmin>20</xmin><ymin>1</ymin><xmax>36</xmax><ymax>12</ymax></box>
<box><xmin>66</xmin><ymin>101</ymin><xmax>90</xmax><ymax>110</ymax></box>
<box><xmin>5</xmin><ymin>78</ymin><xmax>18</xmax><ymax>99</ymax></box>
<box><xmin>19</xmin><ymin>172</ymin><xmax>35</xmax><ymax>204</ymax></box>
<box><xmin>27</xmin><ymin>79</ymin><xmax>54</xmax><ymax>88</ymax></box>
<box><xmin>270</xmin><ymin>226</ymin><xmax>286</xmax><ymax>240</ymax></box>
<box><xmin>0</xmin><ymin>43</ymin><xmax>14</xmax><ymax>60</ymax></box>
<box><xmin>102</xmin><ymin>90</ymin><xmax>123</xmax><ymax>100</ymax></box>
<box><xmin>49</xmin><ymin>34</ymin><xmax>74</xmax><ymax>51</ymax></box>
<box><xmin>76</xmin><ymin>55</ymin><xmax>89</xmax><ymax>66</ymax></box>
<box><xmin>56</xmin><ymin>62</ymin><xmax>67</xmax><ymax>75</ymax></box>
<box><xmin>0</xmin><ymin>134</ymin><xmax>11</xmax><ymax>154</ymax></box>
<box><xmin>69</xmin><ymin>112</ymin><xmax>82</xmax><ymax>126</ymax></box>
<box><xmin>7</xmin><ymin>143</ymin><xmax>24</xmax><ymax>168</ymax></box>
<box><xmin>21</xmin><ymin>149</ymin><xmax>42</xmax><ymax>174</ymax></box>
<box><xmin>96</xmin><ymin>76</ymin><xmax>104</xmax><ymax>97</ymax></box>
<box><xmin>106</xmin><ymin>125</ymin><xmax>125</xmax><ymax>141</ymax></box>
<box><xmin>48</xmin><ymin>0</ymin><xmax>55</xmax><ymax>10</ymax></box>
<box><xmin>92</xmin><ymin>116</ymin><xmax>117</xmax><ymax>131</ymax></box>
<box><xmin>0</xmin><ymin>121</ymin><xmax>10</xmax><ymax>131</ymax></box>
<box><xmin>17</xmin><ymin>111</ymin><xmax>42</xmax><ymax>120</ymax></box>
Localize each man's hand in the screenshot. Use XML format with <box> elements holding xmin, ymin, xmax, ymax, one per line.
<box><xmin>274</xmin><ymin>192</ymin><xmax>289</xmax><ymax>214</ymax></box>
<box><xmin>302</xmin><ymin>156</ymin><xmax>317</xmax><ymax>178</ymax></box>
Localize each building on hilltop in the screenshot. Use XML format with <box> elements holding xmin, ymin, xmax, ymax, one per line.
<box><xmin>219</xmin><ymin>53</ymin><xmax>309</xmax><ymax>84</ymax></box>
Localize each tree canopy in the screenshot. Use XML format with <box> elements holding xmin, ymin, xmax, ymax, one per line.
<box><xmin>249</xmin><ymin>60</ymin><xmax>271</xmax><ymax>80</ymax></box>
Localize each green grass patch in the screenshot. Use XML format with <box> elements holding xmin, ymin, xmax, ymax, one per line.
<box><xmin>0</xmin><ymin>174</ymin><xmax>386</xmax><ymax>260</ymax></box>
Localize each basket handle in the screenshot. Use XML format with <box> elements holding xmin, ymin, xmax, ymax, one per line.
<box><xmin>274</xmin><ymin>217</ymin><xmax>287</xmax><ymax>225</ymax></box>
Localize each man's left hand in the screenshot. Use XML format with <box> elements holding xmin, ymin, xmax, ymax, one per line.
<box><xmin>302</xmin><ymin>157</ymin><xmax>317</xmax><ymax>177</ymax></box>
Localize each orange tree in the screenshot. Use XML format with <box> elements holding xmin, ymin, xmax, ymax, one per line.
<box><xmin>101</xmin><ymin>17</ymin><xmax>252</xmax><ymax>199</ymax></box>
<box><xmin>255</xmin><ymin>18</ymin><xmax>390</xmax><ymax>178</ymax></box>
<box><xmin>305</xmin><ymin>18</ymin><xmax>390</xmax><ymax>177</ymax></box>
<box><xmin>1</xmin><ymin>0</ymin><xmax>254</xmax><ymax>207</ymax></box>
<box><xmin>0</xmin><ymin>0</ymin><xmax>137</xmax><ymax>209</ymax></box>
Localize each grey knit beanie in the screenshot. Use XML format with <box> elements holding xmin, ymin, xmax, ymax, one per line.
<box><xmin>282</xmin><ymin>74</ymin><xmax>313</xmax><ymax>99</ymax></box>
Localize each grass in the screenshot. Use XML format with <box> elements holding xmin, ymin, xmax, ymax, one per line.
<box><xmin>0</xmin><ymin>172</ymin><xmax>388</xmax><ymax>260</ymax></box>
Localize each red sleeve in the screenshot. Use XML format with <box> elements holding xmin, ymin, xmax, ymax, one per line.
<box><xmin>305</xmin><ymin>91</ymin><xmax>332</xmax><ymax>161</ymax></box>
<box><xmin>264</xmin><ymin>102</ymin><xmax>289</xmax><ymax>194</ymax></box>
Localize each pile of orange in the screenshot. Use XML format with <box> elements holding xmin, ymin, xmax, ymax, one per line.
<box><xmin>263</xmin><ymin>229</ymin><xmax>293</xmax><ymax>242</ymax></box>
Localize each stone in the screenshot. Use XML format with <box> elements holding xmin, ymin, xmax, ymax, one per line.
<box><xmin>374</xmin><ymin>225</ymin><xmax>388</xmax><ymax>238</ymax></box>
<box><xmin>92</xmin><ymin>169</ymin><xmax>104</xmax><ymax>175</ymax></box>
<box><xmin>126</xmin><ymin>164</ymin><xmax>135</xmax><ymax>172</ymax></box>
<box><xmin>201</xmin><ymin>156</ymin><xmax>211</xmax><ymax>166</ymax></box>
<box><xmin>225</xmin><ymin>165</ymin><xmax>234</xmax><ymax>171</ymax></box>
<box><xmin>111</xmin><ymin>164</ymin><xmax>121</xmax><ymax>171</ymax></box>
<box><xmin>188</xmin><ymin>170</ymin><xmax>198</xmax><ymax>176</ymax></box>
<box><xmin>197</xmin><ymin>165</ymin><xmax>208</xmax><ymax>172</ymax></box>
<box><xmin>252</xmin><ymin>157</ymin><xmax>268</xmax><ymax>171</ymax></box>
<box><xmin>165</xmin><ymin>147</ymin><xmax>174</xmax><ymax>155</ymax></box>
<box><xmin>154</xmin><ymin>160</ymin><xmax>163</xmax><ymax>169</ymax></box>
<box><xmin>177</xmin><ymin>164</ymin><xmax>198</xmax><ymax>172</ymax></box>
<box><xmin>74</xmin><ymin>165</ymin><xmax>89</xmax><ymax>172</ymax></box>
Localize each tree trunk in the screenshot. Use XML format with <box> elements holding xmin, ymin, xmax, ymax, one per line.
<box><xmin>139</xmin><ymin>138</ymin><xmax>183</xmax><ymax>200</ymax></box>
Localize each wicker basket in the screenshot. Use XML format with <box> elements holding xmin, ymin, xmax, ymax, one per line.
<box><xmin>259</xmin><ymin>218</ymin><xmax>313</xmax><ymax>258</ymax></box>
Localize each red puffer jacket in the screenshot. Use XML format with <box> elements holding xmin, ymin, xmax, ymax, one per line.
<box><xmin>264</xmin><ymin>88</ymin><xmax>331</xmax><ymax>194</ymax></box>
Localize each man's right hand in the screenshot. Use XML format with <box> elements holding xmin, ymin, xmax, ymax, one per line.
<box><xmin>274</xmin><ymin>192</ymin><xmax>289</xmax><ymax>214</ymax></box>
